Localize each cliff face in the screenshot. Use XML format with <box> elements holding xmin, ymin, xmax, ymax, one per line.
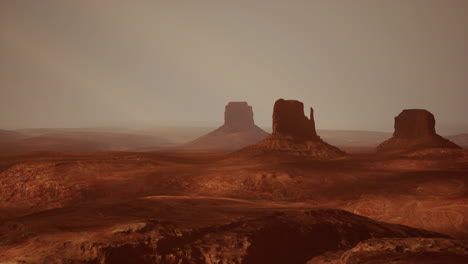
<box><xmin>272</xmin><ymin>99</ymin><xmax>318</xmax><ymax>140</ymax></box>
<box><xmin>377</xmin><ymin>109</ymin><xmax>461</xmax><ymax>152</ymax></box>
<box><xmin>393</xmin><ymin>109</ymin><xmax>436</xmax><ymax>138</ymax></box>
<box><xmin>236</xmin><ymin>99</ymin><xmax>345</xmax><ymax>159</ymax></box>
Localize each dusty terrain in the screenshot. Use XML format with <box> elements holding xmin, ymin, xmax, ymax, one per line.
<box><xmin>2</xmin><ymin>127</ymin><xmax>463</xmax><ymax>155</ymax></box>
<box><xmin>0</xmin><ymin>147</ymin><xmax>467</xmax><ymax>263</ymax></box>
<box><xmin>0</xmin><ymin>131</ymin><xmax>170</xmax><ymax>155</ymax></box>
<box><xmin>0</xmin><ymin>102</ymin><xmax>466</xmax><ymax>263</ymax></box>
<box><xmin>0</xmin><ymin>130</ymin><xmax>26</xmax><ymax>143</ymax></box>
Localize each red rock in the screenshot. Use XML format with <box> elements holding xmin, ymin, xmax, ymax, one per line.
<box><xmin>236</xmin><ymin>99</ymin><xmax>345</xmax><ymax>159</ymax></box>
<box><xmin>339</xmin><ymin>238</ymin><xmax>468</xmax><ymax>264</ymax></box>
<box><xmin>393</xmin><ymin>109</ymin><xmax>436</xmax><ymax>138</ymax></box>
<box><xmin>377</xmin><ymin>109</ymin><xmax>461</xmax><ymax>152</ymax></box>
<box><xmin>272</xmin><ymin>99</ymin><xmax>318</xmax><ymax>140</ymax></box>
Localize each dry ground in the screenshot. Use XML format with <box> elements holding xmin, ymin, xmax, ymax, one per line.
<box><xmin>0</xmin><ymin>148</ymin><xmax>467</xmax><ymax>263</ymax></box>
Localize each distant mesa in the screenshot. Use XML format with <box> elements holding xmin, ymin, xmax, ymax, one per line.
<box><xmin>377</xmin><ymin>109</ymin><xmax>461</xmax><ymax>152</ymax></box>
<box><xmin>237</xmin><ymin>99</ymin><xmax>345</xmax><ymax>159</ymax></box>
<box><xmin>182</xmin><ymin>102</ymin><xmax>269</xmax><ymax>151</ymax></box>
<box><xmin>224</xmin><ymin>101</ymin><xmax>255</xmax><ymax>130</ymax></box>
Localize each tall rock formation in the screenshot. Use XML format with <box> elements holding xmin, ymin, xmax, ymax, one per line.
<box><xmin>377</xmin><ymin>109</ymin><xmax>461</xmax><ymax>152</ymax></box>
<box><xmin>224</xmin><ymin>102</ymin><xmax>255</xmax><ymax>130</ymax></box>
<box><xmin>272</xmin><ymin>99</ymin><xmax>318</xmax><ymax>140</ymax></box>
<box><xmin>393</xmin><ymin>109</ymin><xmax>436</xmax><ymax>138</ymax></box>
<box><xmin>182</xmin><ymin>102</ymin><xmax>269</xmax><ymax>151</ymax></box>
<box><xmin>237</xmin><ymin>99</ymin><xmax>345</xmax><ymax>159</ymax></box>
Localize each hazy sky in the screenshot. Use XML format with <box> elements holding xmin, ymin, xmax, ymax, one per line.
<box><xmin>1</xmin><ymin>0</ymin><xmax>467</xmax><ymax>133</ymax></box>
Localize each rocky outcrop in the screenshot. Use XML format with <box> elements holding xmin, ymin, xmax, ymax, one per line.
<box><xmin>182</xmin><ymin>102</ymin><xmax>269</xmax><ymax>151</ymax></box>
<box><xmin>4</xmin><ymin>207</ymin><xmax>448</xmax><ymax>264</ymax></box>
<box><xmin>393</xmin><ymin>109</ymin><xmax>436</xmax><ymax>138</ymax></box>
<box><xmin>236</xmin><ymin>99</ymin><xmax>345</xmax><ymax>159</ymax></box>
<box><xmin>377</xmin><ymin>109</ymin><xmax>461</xmax><ymax>152</ymax></box>
<box><xmin>272</xmin><ymin>99</ymin><xmax>318</xmax><ymax>140</ymax></box>
<box><xmin>338</xmin><ymin>238</ymin><xmax>468</xmax><ymax>264</ymax></box>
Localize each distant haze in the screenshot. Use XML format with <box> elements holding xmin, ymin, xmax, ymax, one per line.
<box><xmin>1</xmin><ymin>1</ymin><xmax>467</xmax><ymax>134</ymax></box>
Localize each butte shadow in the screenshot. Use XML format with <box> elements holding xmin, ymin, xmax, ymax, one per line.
<box><xmin>234</xmin><ymin>99</ymin><xmax>345</xmax><ymax>160</ymax></box>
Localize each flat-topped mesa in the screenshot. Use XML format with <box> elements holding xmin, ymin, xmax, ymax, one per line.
<box><xmin>272</xmin><ymin>99</ymin><xmax>319</xmax><ymax>140</ymax></box>
<box><xmin>224</xmin><ymin>102</ymin><xmax>255</xmax><ymax>130</ymax></box>
<box><xmin>182</xmin><ymin>101</ymin><xmax>269</xmax><ymax>151</ymax></box>
<box><xmin>393</xmin><ymin>109</ymin><xmax>436</xmax><ymax>138</ymax></box>
<box><xmin>377</xmin><ymin>109</ymin><xmax>461</xmax><ymax>152</ymax></box>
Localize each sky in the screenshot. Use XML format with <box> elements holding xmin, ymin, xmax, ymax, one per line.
<box><xmin>1</xmin><ymin>0</ymin><xmax>467</xmax><ymax>133</ymax></box>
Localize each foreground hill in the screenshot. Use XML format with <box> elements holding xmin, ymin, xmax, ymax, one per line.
<box><xmin>0</xmin><ymin>148</ymin><xmax>467</xmax><ymax>263</ymax></box>
<box><xmin>0</xmin><ymin>196</ymin><xmax>458</xmax><ymax>264</ymax></box>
